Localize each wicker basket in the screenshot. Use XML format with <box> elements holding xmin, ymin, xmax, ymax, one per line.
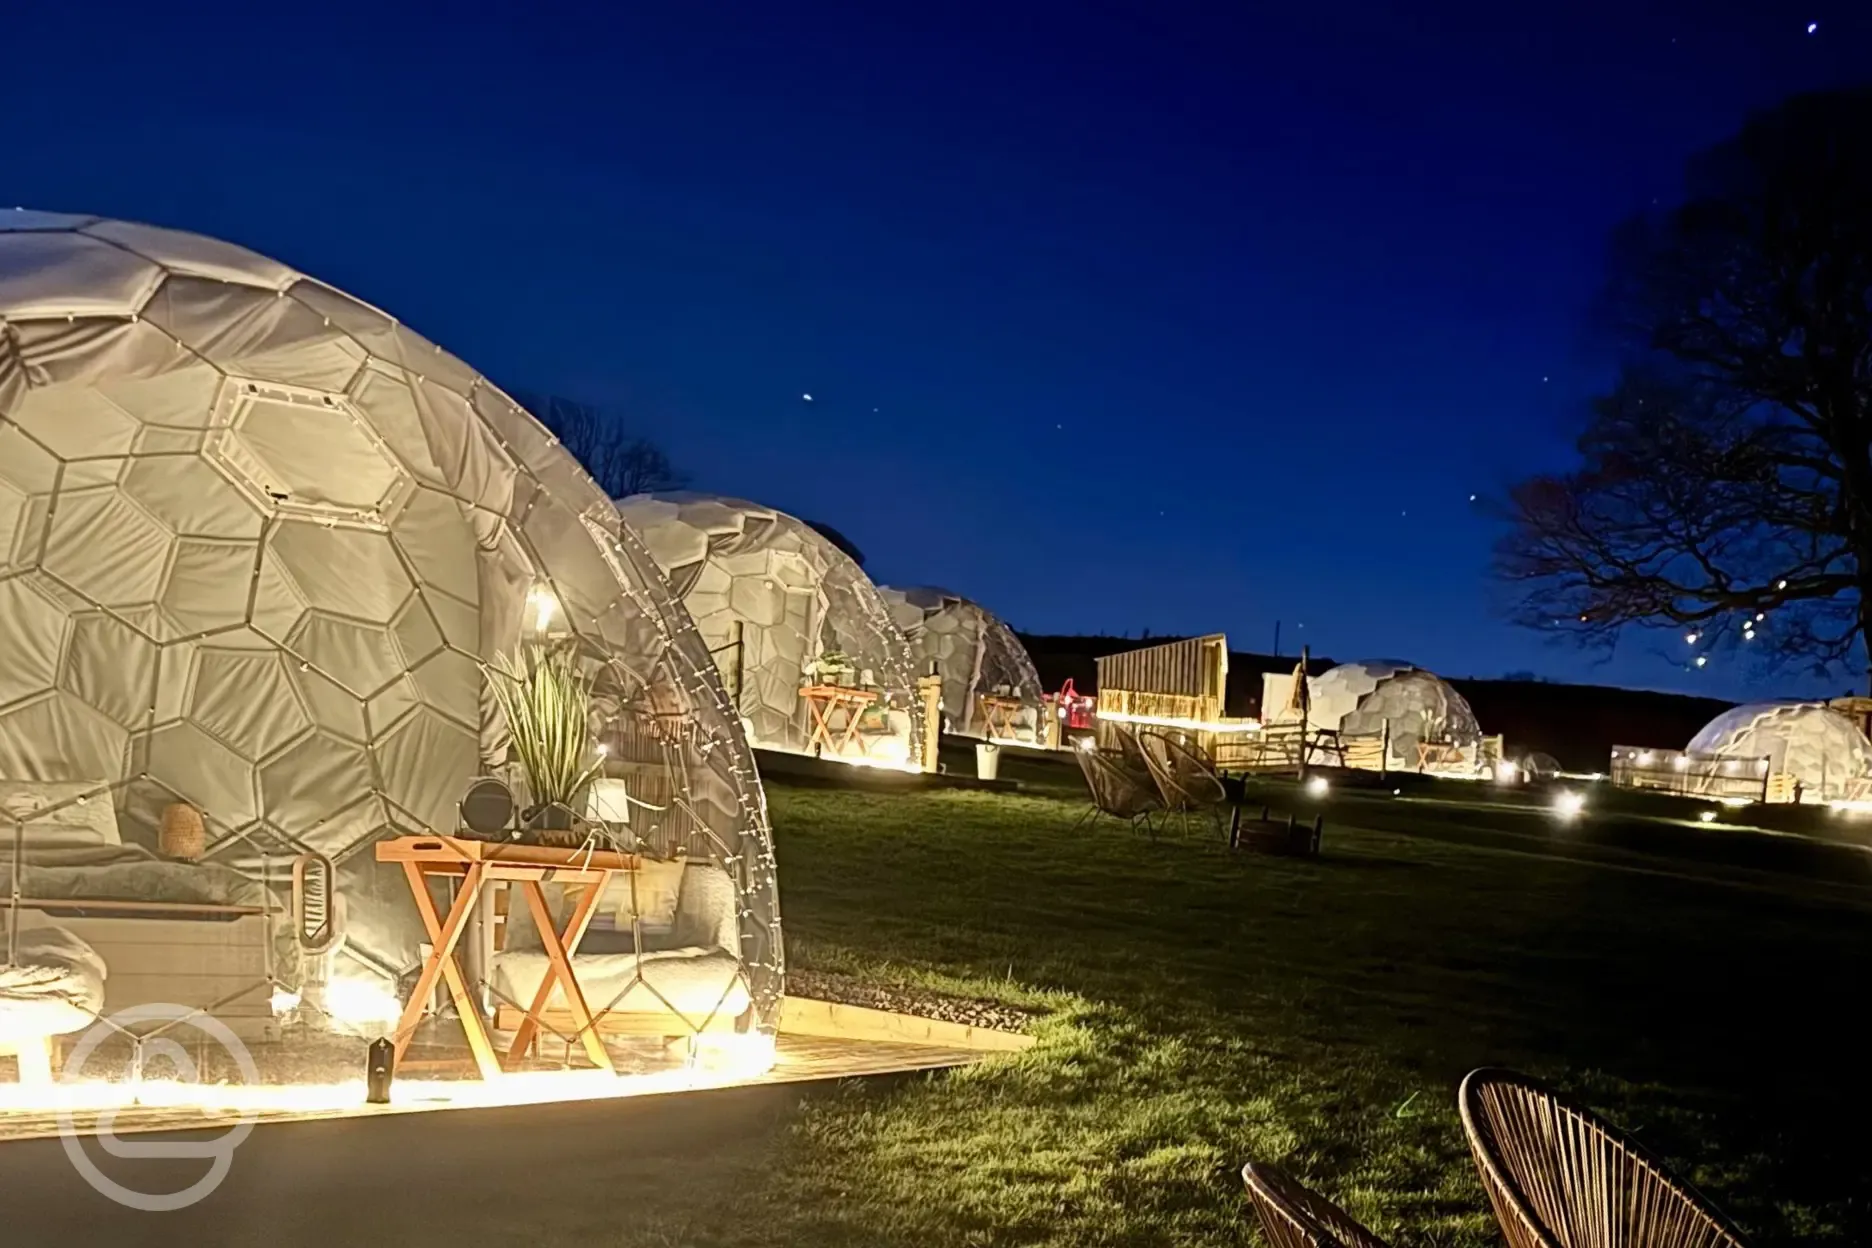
<box><xmin>159</xmin><ymin>802</ymin><xmax>206</xmax><ymax>861</ymax></box>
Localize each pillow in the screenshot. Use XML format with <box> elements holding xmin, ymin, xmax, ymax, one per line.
<box><xmin>600</xmin><ymin>857</ymin><xmax>685</xmax><ymax>936</ymax></box>
<box><xmin>0</xmin><ymin>782</ymin><xmax>121</xmax><ymax>849</ymax></box>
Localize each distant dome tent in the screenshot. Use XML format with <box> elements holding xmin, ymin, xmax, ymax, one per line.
<box><xmin>617</xmin><ymin>493</ymin><xmax>919</xmax><ymax>764</ymax></box>
<box><xmin>1685</xmin><ymin>701</ymin><xmax>1872</xmax><ymax>801</ymax></box>
<box><xmin>1263</xmin><ymin>660</ymin><xmax>1488</xmax><ymax>774</ymax></box>
<box><xmin>877</xmin><ymin>587</ymin><xmax>1045</xmax><ymax>742</ymax></box>
<box><xmin>0</xmin><ymin>211</ymin><xmax>781</xmax><ymax>1049</ymax></box>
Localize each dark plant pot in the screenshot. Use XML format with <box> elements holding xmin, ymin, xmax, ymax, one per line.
<box><xmin>523</xmin><ymin>802</ymin><xmax>580</xmax><ymax>845</ymax></box>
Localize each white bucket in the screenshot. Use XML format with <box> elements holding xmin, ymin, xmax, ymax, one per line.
<box><xmin>975</xmin><ymin>742</ymin><xmax>1002</xmax><ymax>781</ymax></box>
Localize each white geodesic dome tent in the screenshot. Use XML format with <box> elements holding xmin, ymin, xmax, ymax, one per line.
<box><xmin>877</xmin><ymin>587</ymin><xmax>1045</xmax><ymax>741</ymax></box>
<box><xmin>0</xmin><ymin>211</ymin><xmax>781</xmax><ymax>1035</ymax></box>
<box><xmin>1686</xmin><ymin>701</ymin><xmax>1872</xmax><ymax>801</ymax></box>
<box><xmin>616</xmin><ymin>493</ymin><xmax>919</xmax><ymax>761</ymax></box>
<box><xmin>1305</xmin><ymin>660</ymin><xmax>1482</xmax><ymax>768</ymax></box>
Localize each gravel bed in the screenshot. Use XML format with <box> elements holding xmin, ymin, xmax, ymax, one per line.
<box><xmin>788</xmin><ymin>970</ymin><xmax>1036</xmax><ymax>1036</ymax></box>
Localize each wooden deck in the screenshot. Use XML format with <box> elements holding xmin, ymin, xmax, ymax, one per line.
<box><xmin>0</xmin><ymin>1016</ymin><xmax>1024</xmax><ymax>1144</ymax></box>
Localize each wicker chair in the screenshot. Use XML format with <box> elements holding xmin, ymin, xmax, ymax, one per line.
<box><xmin>1072</xmin><ymin>743</ymin><xmax>1162</xmax><ymax>834</ymax></box>
<box><xmin>1139</xmin><ymin>729</ymin><xmax>1231</xmax><ymax>836</ymax></box>
<box><xmin>1459</xmin><ymin>1068</ymin><xmax>1750</xmax><ymax>1248</ymax></box>
<box><xmin>1241</xmin><ymin>1163</ymin><xmax>1393</xmax><ymax>1248</ymax></box>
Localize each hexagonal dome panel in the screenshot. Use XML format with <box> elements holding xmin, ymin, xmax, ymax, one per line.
<box><xmin>877</xmin><ymin>586</ymin><xmax>1045</xmax><ymax>741</ymax></box>
<box><xmin>212</xmin><ymin>382</ymin><xmax>411</xmax><ymax>522</ymax></box>
<box><xmin>0</xmin><ymin>212</ymin><xmax>782</xmax><ymax>1036</ymax></box>
<box><xmin>618</xmin><ymin>492</ymin><xmax>920</xmax><ymax>759</ymax></box>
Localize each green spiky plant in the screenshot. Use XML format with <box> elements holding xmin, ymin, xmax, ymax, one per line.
<box><xmin>486</xmin><ymin>643</ymin><xmax>606</xmax><ymax>842</ymax></box>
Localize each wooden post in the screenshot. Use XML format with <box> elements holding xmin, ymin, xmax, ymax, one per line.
<box><xmin>1379</xmin><ymin>719</ymin><xmax>1390</xmax><ymax>780</ymax></box>
<box><xmin>917</xmin><ymin>675</ymin><xmax>944</xmax><ymax>773</ymax></box>
<box><xmin>1296</xmin><ymin>645</ymin><xmax>1311</xmax><ymax>781</ymax></box>
<box><xmin>728</xmin><ymin>620</ymin><xmax>745</xmax><ymax>714</ymax></box>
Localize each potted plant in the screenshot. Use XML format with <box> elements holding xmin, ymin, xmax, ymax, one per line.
<box><xmin>486</xmin><ymin>643</ymin><xmax>606</xmax><ymax>845</ymax></box>
<box><xmin>815</xmin><ymin>650</ymin><xmax>855</xmax><ymax>687</ymax></box>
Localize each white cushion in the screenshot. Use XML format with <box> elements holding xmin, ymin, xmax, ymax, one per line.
<box><xmin>595</xmin><ymin>857</ymin><xmax>685</xmax><ymax>936</ymax></box>
<box><xmin>0</xmin><ymin>781</ymin><xmax>121</xmax><ymax>848</ymax></box>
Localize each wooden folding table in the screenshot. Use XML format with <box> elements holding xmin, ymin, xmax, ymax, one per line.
<box><xmin>799</xmin><ymin>684</ymin><xmax>880</xmax><ymax>758</ymax></box>
<box><xmin>976</xmin><ymin>694</ymin><xmax>1026</xmax><ymax>742</ymax></box>
<box><xmin>376</xmin><ymin>835</ymin><xmax>639</xmax><ymax>1078</ymax></box>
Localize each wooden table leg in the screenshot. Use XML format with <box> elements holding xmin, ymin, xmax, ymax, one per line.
<box><xmin>394</xmin><ymin>862</ymin><xmax>502</xmax><ymax>1079</ymax></box>
<box><xmin>804</xmin><ymin>696</ymin><xmax>833</xmax><ymax>754</ymax></box>
<box><xmin>837</xmin><ymin>702</ymin><xmax>868</xmax><ymax>756</ymax></box>
<box><xmin>505</xmin><ymin>879</ymin><xmax>607</xmax><ymax>1066</ymax></box>
<box><xmin>517</xmin><ymin>880</ymin><xmax>615</xmax><ymax>1073</ymax></box>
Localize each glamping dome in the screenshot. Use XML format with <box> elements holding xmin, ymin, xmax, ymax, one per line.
<box><xmin>0</xmin><ymin>211</ymin><xmax>780</xmax><ymax>1035</ymax></box>
<box><xmin>1686</xmin><ymin>702</ymin><xmax>1872</xmax><ymax>800</ymax></box>
<box><xmin>878</xmin><ymin>587</ymin><xmax>1045</xmax><ymax>741</ymax></box>
<box><xmin>1306</xmin><ymin>660</ymin><xmax>1481</xmax><ymax>767</ymax></box>
<box><xmin>616</xmin><ymin>493</ymin><xmax>920</xmax><ymax>762</ymax></box>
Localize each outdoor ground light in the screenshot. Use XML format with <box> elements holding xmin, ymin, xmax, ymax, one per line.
<box><xmin>1305</xmin><ymin>776</ymin><xmax>1330</xmax><ymax>797</ymax></box>
<box><xmin>1552</xmin><ymin>790</ymin><xmax>1586</xmax><ymax>820</ymax></box>
<box><xmin>1698</xmin><ymin>810</ymin><xmax>1718</xmax><ymax>823</ymax></box>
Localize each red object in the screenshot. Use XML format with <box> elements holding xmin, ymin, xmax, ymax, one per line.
<box><xmin>1055</xmin><ymin>679</ymin><xmax>1097</xmax><ymax>730</ymax></box>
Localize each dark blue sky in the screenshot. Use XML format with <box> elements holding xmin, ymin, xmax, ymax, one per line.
<box><xmin>11</xmin><ymin>1</ymin><xmax>1867</xmax><ymax>699</ymax></box>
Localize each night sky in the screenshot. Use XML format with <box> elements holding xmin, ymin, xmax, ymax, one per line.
<box><xmin>10</xmin><ymin>1</ymin><xmax>1868</xmax><ymax>700</ymax></box>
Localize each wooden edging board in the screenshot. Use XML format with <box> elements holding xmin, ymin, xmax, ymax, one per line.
<box><xmin>778</xmin><ymin>996</ymin><xmax>1035</xmax><ymax>1053</ymax></box>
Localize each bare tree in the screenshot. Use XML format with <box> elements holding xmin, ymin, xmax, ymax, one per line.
<box><xmin>804</xmin><ymin>519</ymin><xmax>866</xmax><ymax>567</ymax></box>
<box><xmin>1499</xmin><ymin>89</ymin><xmax>1872</xmax><ymax>689</ymax></box>
<box><xmin>515</xmin><ymin>392</ymin><xmax>687</xmax><ymax>499</ymax></box>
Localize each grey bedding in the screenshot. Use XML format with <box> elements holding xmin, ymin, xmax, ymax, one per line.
<box><xmin>0</xmin><ymin>844</ymin><xmax>265</xmax><ymax>909</ymax></box>
<box><xmin>0</xmin><ymin>918</ymin><xmax>108</xmax><ymax>1038</ymax></box>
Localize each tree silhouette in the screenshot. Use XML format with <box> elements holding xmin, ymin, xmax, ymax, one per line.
<box><xmin>514</xmin><ymin>392</ymin><xmax>686</xmax><ymax>499</ymax></box>
<box><xmin>1499</xmin><ymin>89</ymin><xmax>1872</xmax><ymax>688</ymax></box>
<box><xmin>804</xmin><ymin>519</ymin><xmax>866</xmax><ymax>567</ymax></box>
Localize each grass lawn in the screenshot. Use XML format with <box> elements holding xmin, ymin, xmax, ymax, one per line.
<box><xmin>624</xmin><ymin>769</ymin><xmax>1871</xmax><ymax>1247</ymax></box>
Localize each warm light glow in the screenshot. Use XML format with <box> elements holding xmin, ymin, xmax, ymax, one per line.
<box><xmin>0</xmin><ymin>1032</ymin><xmax>781</xmax><ymax>1117</ymax></box>
<box><xmin>1096</xmin><ymin>709</ymin><xmax>1263</xmax><ymax>734</ymax></box>
<box><xmin>1305</xmin><ymin>776</ymin><xmax>1329</xmax><ymax>797</ymax></box>
<box><xmin>1673</xmin><ymin>755</ymin><xmax>1690</xmax><ymax>770</ymax></box>
<box><xmin>269</xmin><ymin>988</ymin><xmax>303</xmax><ymax>1018</ymax></box>
<box><xmin>1698</xmin><ymin>810</ymin><xmax>1718</xmax><ymax>823</ymax></box>
<box><xmin>525</xmin><ymin>584</ymin><xmax>560</xmax><ymax>633</ymax></box>
<box><xmin>1637</xmin><ymin>751</ymin><xmax>1653</xmax><ymax>766</ymax></box>
<box><xmin>323</xmin><ymin>977</ymin><xmax>403</xmax><ymax>1030</ymax></box>
<box><xmin>831</xmin><ymin>752</ymin><xmax>924</xmax><ymax>770</ymax></box>
<box><xmin>1716</xmin><ymin>796</ymin><xmax>1752</xmax><ymax>808</ymax></box>
<box><xmin>1494</xmin><ymin>760</ymin><xmax>1519</xmax><ymax>782</ymax></box>
<box><xmin>1826</xmin><ymin>799</ymin><xmax>1872</xmax><ymax>816</ymax></box>
<box><xmin>1552</xmin><ymin>790</ymin><xmax>1586</xmax><ymax>820</ymax></box>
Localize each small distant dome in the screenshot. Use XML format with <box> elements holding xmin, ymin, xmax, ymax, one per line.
<box><xmin>877</xmin><ymin>587</ymin><xmax>1044</xmax><ymax>740</ymax></box>
<box><xmin>1687</xmin><ymin>701</ymin><xmax>1872</xmax><ymax>799</ymax></box>
<box><xmin>618</xmin><ymin>492</ymin><xmax>919</xmax><ymax>759</ymax></box>
<box><xmin>1307</xmin><ymin>661</ymin><xmax>1481</xmax><ymax>763</ymax></box>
